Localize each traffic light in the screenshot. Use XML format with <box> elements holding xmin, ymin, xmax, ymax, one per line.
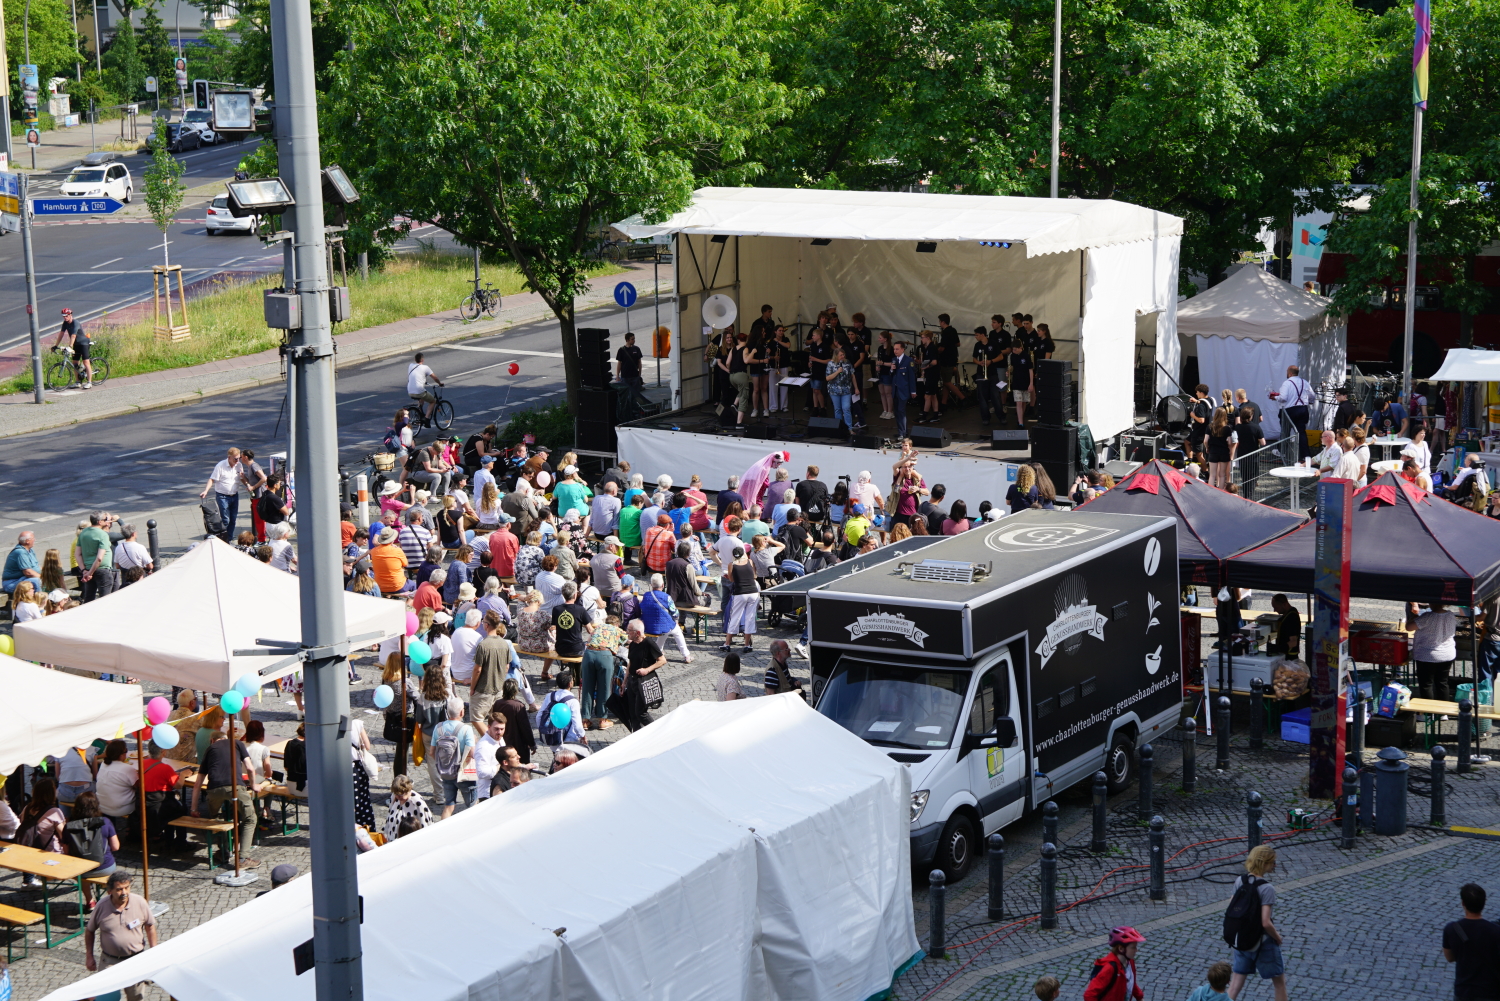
<box><xmin>194</xmin><ymin>79</ymin><xmax>209</xmax><ymax>109</ymax></box>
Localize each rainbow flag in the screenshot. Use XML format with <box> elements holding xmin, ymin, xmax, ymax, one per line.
<box><xmin>1413</xmin><ymin>0</ymin><xmax>1431</xmax><ymax>108</ymax></box>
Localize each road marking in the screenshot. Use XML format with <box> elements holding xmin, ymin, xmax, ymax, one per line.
<box><xmin>340</xmin><ymin>394</ymin><xmax>379</xmax><ymax>405</ymax></box>
<box><xmin>147</xmin><ymin>488</ymin><xmax>179</xmax><ymax>495</ymax></box>
<box><xmin>444</xmin><ymin>344</ymin><xmax>564</xmax><ymax>358</ymax></box>
<box><xmin>92</xmin><ymin>258</ymin><xmax>125</xmax><ymax>269</ymax></box>
<box><xmin>34</xmin><ymin>277</ymin><xmax>66</xmax><ymax>287</ymax></box>
<box><xmin>66</xmin><ymin>508</ymin><xmax>90</xmax><ymax>514</ymax></box>
<box><xmin>115</xmin><ymin>434</ymin><xmax>212</xmax><ymax>458</ymax></box>
<box><xmin>32</xmin><ymin>514</ymin><xmax>62</xmax><ymax>522</ymax></box>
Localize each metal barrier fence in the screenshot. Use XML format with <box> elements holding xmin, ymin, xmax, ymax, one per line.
<box><xmin>1233</xmin><ymin>435</ymin><xmax>1300</xmax><ymax>508</ymax></box>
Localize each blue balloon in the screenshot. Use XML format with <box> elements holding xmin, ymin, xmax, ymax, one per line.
<box><xmin>233</xmin><ymin>674</ymin><xmax>260</xmax><ymax>698</ymax></box>
<box><xmin>406</xmin><ymin>639</ymin><xmax>432</xmax><ymax>665</ymax></box>
<box><xmin>219</xmin><ymin>690</ymin><xmax>245</xmax><ymax>715</ymax></box>
<box><xmin>151</xmin><ymin>723</ymin><xmax>180</xmax><ymax>749</ymax></box>
<box><xmin>549</xmin><ymin>701</ymin><xmax>572</xmax><ymax>730</ymax></box>
<box><xmin>373</xmin><ymin>684</ymin><xmax>394</xmax><ymax>709</ymax></box>
<box><xmin>408</xmin><ymin>659</ymin><xmax>426</xmax><ymax>678</ymax></box>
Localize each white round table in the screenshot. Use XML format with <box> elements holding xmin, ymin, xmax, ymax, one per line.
<box><xmin>1371</xmin><ymin>459</ymin><xmax>1403</xmax><ymax>475</ymax></box>
<box><xmin>1270</xmin><ymin>465</ymin><xmax>1320</xmax><ymax>509</ymax></box>
<box><xmin>1369</xmin><ymin>435</ymin><xmax>1412</xmax><ymax>463</ymax></box>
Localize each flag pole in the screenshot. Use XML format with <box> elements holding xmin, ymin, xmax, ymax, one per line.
<box><xmin>1402</xmin><ymin>0</ymin><xmax>1431</xmax><ymax>402</ymax></box>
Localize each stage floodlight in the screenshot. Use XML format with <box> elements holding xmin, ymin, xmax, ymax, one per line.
<box><xmin>211</xmin><ymin>90</ymin><xmax>255</xmax><ymax>132</ymax></box>
<box><xmin>915</xmin><ymin>242</ymin><xmax>937</xmax><ymax>253</ymax></box>
<box><xmin>810</xmin><ymin>238</ymin><xmax>832</xmax><ymax>246</ymax></box>
<box><xmin>322</xmin><ymin>164</ymin><xmax>360</xmax><ymax>205</ymax></box>
<box><xmin>226</xmin><ymin>177</ymin><xmax>295</xmax><ymax>218</ymax></box>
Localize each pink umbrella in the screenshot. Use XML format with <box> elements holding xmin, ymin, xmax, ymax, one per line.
<box><xmin>739</xmin><ymin>450</ymin><xmax>790</xmax><ymax>511</ymax></box>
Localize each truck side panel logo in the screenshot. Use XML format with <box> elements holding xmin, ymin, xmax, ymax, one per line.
<box><xmin>1143</xmin><ymin>537</ymin><xmax>1162</xmax><ymax>575</ymax></box>
<box><xmin>845</xmin><ymin>611</ymin><xmax>929</xmax><ymax>648</ymax></box>
<box><xmin>985</xmin><ymin>522</ymin><xmax>1119</xmax><ymax>554</ymax></box>
<box><xmin>1036</xmin><ymin>573</ymin><xmax>1107</xmax><ymax>668</ymax></box>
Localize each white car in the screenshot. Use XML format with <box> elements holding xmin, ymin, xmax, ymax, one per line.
<box><xmin>60</xmin><ymin>163</ymin><xmax>132</xmax><ymax>202</ymax></box>
<box><xmin>205</xmin><ymin>194</ymin><xmax>256</xmax><ymax>234</ymax></box>
<box><xmin>180</xmin><ymin>109</ymin><xmax>219</xmax><ymax>144</ymax></box>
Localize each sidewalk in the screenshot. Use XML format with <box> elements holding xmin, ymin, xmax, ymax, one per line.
<box><xmin>0</xmin><ymin>261</ymin><xmax>667</xmax><ymax>439</ymax></box>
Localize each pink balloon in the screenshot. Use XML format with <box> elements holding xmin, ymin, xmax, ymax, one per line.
<box><xmin>146</xmin><ymin>696</ymin><xmax>172</xmax><ymax>726</ymax></box>
<box><xmin>405</xmin><ymin>610</ymin><xmax>419</xmax><ymax>637</ymax></box>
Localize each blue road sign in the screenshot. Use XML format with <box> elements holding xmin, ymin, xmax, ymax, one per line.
<box><xmin>30</xmin><ymin>197</ymin><xmax>126</xmax><ymax>215</ymax></box>
<box><xmin>613</xmin><ymin>281</ymin><xmax>638</xmax><ymax>308</ymax></box>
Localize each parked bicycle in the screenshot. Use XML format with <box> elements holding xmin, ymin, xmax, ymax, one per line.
<box><xmin>460</xmin><ymin>281</ymin><xmax>501</xmax><ymax>322</ymax></box>
<box><xmin>45</xmin><ymin>344</ymin><xmax>111</xmax><ymax>390</ymax></box>
<box><xmin>410</xmin><ymin>385</ymin><xmax>455</xmax><ymax>432</ymax></box>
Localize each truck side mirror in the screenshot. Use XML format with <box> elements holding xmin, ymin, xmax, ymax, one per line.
<box><xmin>959</xmin><ymin>718</ymin><xmax>1019</xmax><ymax>759</ymax></box>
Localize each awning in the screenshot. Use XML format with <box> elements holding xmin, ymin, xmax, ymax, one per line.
<box><xmin>1432</xmin><ymin>348</ymin><xmax>1500</xmax><ymax>382</ymax></box>
<box><xmin>1176</xmin><ymin>266</ymin><xmax>1336</xmax><ymax>343</ymax></box>
<box><xmin>0</xmin><ymin>656</ymin><xmax>143</xmax><ymax>773</ymax></box>
<box><xmin>613</xmin><ymin>187</ymin><xmax>1184</xmax><ymax>258</ymax></box>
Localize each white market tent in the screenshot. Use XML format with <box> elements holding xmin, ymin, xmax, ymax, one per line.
<box><xmin>1432</xmin><ymin>348</ymin><xmax>1500</xmax><ymax>382</ymax></box>
<box><xmin>1177</xmin><ymin>265</ymin><xmax>1347</xmax><ymax>437</ymax></box>
<box><xmin>45</xmin><ymin>695</ymin><xmax>920</xmax><ymax>1001</ymax></box>
<box><xmin>614</xmin><ymin>187</ymin><xmax>1184</xmax><ymax>439</ymax></box>
<box><xmin>12</xmin><ymin>538</ymin><xmax>404</xmax><ymax>693</ymax></box>
<box><xmin>0</xmin><ymin>655</ymin><xmax>143</xmax><ymax>773</ymax></box>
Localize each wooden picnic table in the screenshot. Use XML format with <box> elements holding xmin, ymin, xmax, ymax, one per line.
<box><xmin>0</xmin><ymin>842</ymin><xmax>100</xmax><ymax>948</ymax></box>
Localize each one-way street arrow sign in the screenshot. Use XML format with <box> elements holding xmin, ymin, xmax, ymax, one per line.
<box><xmin>30</xmin><ymin>197</ymin><xmax>126</xmax><ymax>215</ymax></box>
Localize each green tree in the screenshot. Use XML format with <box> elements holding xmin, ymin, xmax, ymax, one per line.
<box><xmin>136</xmin><ymin>2</ymin><xmax>176</xmax><ymax>99</ymax></box>
<box><xmin>4</xmin><ymin>0</ymin><xmax>82</xmax><ymax>88</ymax></box>
<box><xmin>328</xmin><ymin>0</ymin><xmax>791</xmax><ymax>410</ymax></box>
<box><xmin>102</xmin><ymin>15</ymin><xmax>143</xmax><ymax>102</ymax></box>
<box><xmin>144</xmin><ymin>118</ymin><xmax>185</xmax><ymax>266</ymax></box>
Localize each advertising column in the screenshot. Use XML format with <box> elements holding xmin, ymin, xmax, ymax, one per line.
<box><xmin>1310</xmin><ymin>477</ymin><xmax>1352</xmax><ymax>798</ymax></box>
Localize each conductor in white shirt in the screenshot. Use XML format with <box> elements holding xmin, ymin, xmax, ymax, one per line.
<box><xmin>1268</xmin><ymin>364</ymin><xmax>1314</xmax><ymax>460</ymax></box>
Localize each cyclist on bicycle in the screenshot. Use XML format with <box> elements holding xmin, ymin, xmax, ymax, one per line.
<box><xmin>51</xmin><ymin>308</ymin><xmax>94</xmax><ymax>389</ymax></box>
<box><xmin>406</xmin><ymin>352</ymin><xmax>445</xmax><ymax>423</ymax></box>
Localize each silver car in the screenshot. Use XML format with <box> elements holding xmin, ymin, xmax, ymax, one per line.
<box><xmin>205</xmin><ymin>194</ymin><xmax>256</xmax><ymax>234</ymax></box>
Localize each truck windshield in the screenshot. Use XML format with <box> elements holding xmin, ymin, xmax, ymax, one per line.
<box><xmin>818</xmin><ymin>658</ymin><xmax>970</xmax><ymax>749</ymax></box>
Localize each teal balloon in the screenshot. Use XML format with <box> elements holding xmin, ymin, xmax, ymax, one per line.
<box><xmin>151</xmin><ymin>723</ymin><xmax>179</xmax><ymax>749</ymax></box>
<box><xmin>549</xmin><ymin>701</ymin><xmax>572</xmax><ymax>730</ymax></box>
<box><xmin>373</xmin><ymin>684</ymin><xmax>394</xmax><ymax>709</ymax></box>
<box><xmin>408</xmin><ymin>659</ymin><xmax>426</xmax><ymax>678</ymax></box>
<box><xmin>219</xmin><ymin>690</ymin><xmax>245</xmax><ymax>715</ymax></box>
<box><xmin>233</xmin><ymin>675</ymin><xmax>260</xmax><ymax>698</ymax></box>
<box><xmin>406</xmin><ymin>639</ymin><xmax>432</xmax><ymax>665</ymax></box>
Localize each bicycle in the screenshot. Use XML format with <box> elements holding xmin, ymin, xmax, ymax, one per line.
<box><xmin>459</xmin><ymin>281</ymin><xmax>501</xmax><ymax>322</ymax></box>
<box><xmin>45</xmin><ymin>344</ymin><xmax>111</xmax><ymax>391</ymax></box>
<box><xmin>409</xmin><ymin>385</ymin><xmax>455</xmax><ymax>432</ymax></box>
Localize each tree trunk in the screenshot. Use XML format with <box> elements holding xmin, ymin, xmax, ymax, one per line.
<box><xmin>558</xmin><ymin>296</ymin><xmax>580</xmax><ymax>414</ymax></box>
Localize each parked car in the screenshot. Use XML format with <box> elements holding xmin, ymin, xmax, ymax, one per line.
<box><xmin>145</xmin><ymin>123</ymin><xmax>203</xmax><ymax>153</ymax></box>
<box><xmin>180</xmin><ymin>108</ymin><xmax>219</xmax><ymax>145</ymax></box>
<box><xmin>205</xmin><ymin>194</ymin><xmax>256</xmax><ymax>234</ymax></box>
<box><xmin>59</xmin><ymin>162</ymin><xmax>133</xmax><ymax>202</ymax></box>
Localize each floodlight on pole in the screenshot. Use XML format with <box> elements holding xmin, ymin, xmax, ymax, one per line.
<box><xmin>225</xmin><ymin>177</ymin><xmax>295</xmax><ymax>218</ymax></box>
<box><xmin>322</xmin><ymin>164</ymin><xmax>360</xmax><ymax>205</ymax></box>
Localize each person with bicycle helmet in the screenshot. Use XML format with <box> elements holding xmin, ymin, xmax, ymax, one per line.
<box><xmin>406</xmin><ymin>352</ymin><xmax>444</xmax><ymax>423</ymax></box>
<box><xmin>1084</xmin><ymin>927</ymin><xmax>1145</xmax><ymax>1001</ymax></box>
<box><xmin>51</xmin><ymin>308</ymin><xmax>94</xmax><ymax>388</ymax></box>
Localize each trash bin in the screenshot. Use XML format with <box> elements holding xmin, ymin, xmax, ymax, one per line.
<box><xmin>1373</xmin><ymin>746</ymin><xmax>1409</xmax><ymax>836</ymax></box>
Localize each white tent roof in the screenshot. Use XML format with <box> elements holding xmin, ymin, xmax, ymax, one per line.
<box><xmin>613</xmin><ymin>186</ymin><xmax>1183</xmax><ymax>258</ymax></box>
<box><xmin>12</xmin><ymin>538</ymin><xmax>404</xmax><ymax>693</ymax></box>
<box><xmin>1432</xmin><ymin>348</ymin><xmax>1500</xmax><ymax>382</ymax></box>
<box><xmin>45</xmin><ymin>695</ymin><xmax>918</xmax><ymax>1001</ymax></box>
<box><xmin>1176</xmin><ymin>265</ymin><xmax>1335</xmax><ymax>343</ymax></box>
<box><xmin>0</xmin><ymin>656</ymin><xmax>143</xmax><ymax>773</ymax></box>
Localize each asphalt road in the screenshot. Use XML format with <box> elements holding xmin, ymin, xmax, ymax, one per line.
<box><xmin>0</xmin><ymin>292</ymin><xmax>675</xmax><ymax>541</ymax></box>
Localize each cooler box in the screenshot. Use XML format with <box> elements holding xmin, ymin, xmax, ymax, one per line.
<box><xmin>1365</xmin><ymin>712</ymin><xmax>1415</xmax><ymax>749</ymax></box>
<box><xmin>1350</xmin><ymin>630</ymin><xmax>1409</xmax><ymax>666</ymax></box>
<box><xmin>1281</xmin><ymin>708</ymin><xmax>1311</xmax><ymax>744</ymax></box>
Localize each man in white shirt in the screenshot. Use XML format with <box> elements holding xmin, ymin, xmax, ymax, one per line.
<box><xmin>198</xmin><ymin>447</ymin><xmax>243</xmax><ymax>541</ymax></box>
<box><xmin>406</xmin><ymin>352</ymin><xmax>444</xmax><ymax>424</ymax></box>
<box><xmin>1313</xmin><ymin>431</ymin><xmax>1343</xmax><ymax>475</ymax></box>
<box><xmin>1332</xmin><ymin>441</ymin><xmax>1363</xmax><ymax>482</ymax></box>
<box><xmin>1268</xmin><ymin>364</ymin><xmax>1314</xmax><ymax>461</ymax></box>
<box><xmin>450</xmin><ymin>609</ymin><xmax>483</xmax><ymax>686</ymax></box>
<box><xmin>112</xmin><ymin>524</ymin><xmax>153</xmax><ymax>583</ymax></box>
<box><xmin>473</xmin><ymin>714</ymin><xmax>507</xmax><ymax>801</ymax></box>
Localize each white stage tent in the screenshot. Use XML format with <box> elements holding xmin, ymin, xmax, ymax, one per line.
<box><xmin>44</xmin><ymin>695</ymin><xmax>920</xmax><ymax>1001</ymax></box>
<box><xmin>614</xmin><ymin>187</ymin><xmax>1184</xmax><ymax>440</ymax></box>
<box><xmin>1177</xmin><ymin>266</ymin><xmax>1346</xmax><ymax>438</ymax></box>
<box><xmin>1432</xmin><ymin>348</ymin><xmax>1500</xmax><ymax>382</ymax></box>
<box><xmin>12</xmin><ymin>538</ymin><xmax>404</xmax><ymax>694</ymax></box>
<box><xmin>0</xmin><ymin>656</ymin><xmax>143</xmax><ymax>773</ymax></box>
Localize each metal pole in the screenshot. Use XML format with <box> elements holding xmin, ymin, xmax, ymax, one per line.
<box><xmin>137</xmin><ymin>733</ymin><xmax>150</xmax><ymax>901</ymax></box>
<box><xmin>19</xmin><ymin>173</ymin><xmax>44</xmax><ymax>405</ymax></box>
<box><xmin>986</xmin><ymin>833</ymin><xmax>1004</xmax><ymax>921</ymax></box>
<box><xmin>70</xmin><ymin>0</ymin><xmax>80</xmax><ymax>81</ymax></box>
<box><xmin>1458</xmin><ymin>700</ymin><xmax>1472</xmax><ymax>773</ymax></box>
<box><xmin>147</xmin><ymin>518</ymin><xmax>159</xmax><ymax>565</ymax></box>
<box><xmin>1137</xmin><ymin>744</ymin><xmax>1153</xmax><ymax>821</ymax></box>
<box><xmin>270</xmin><ymin>0</ymin><xmax>364</xmax><ymax>991</ymax></box>
<box><xmin>927</xmin><ymin>870</ymin><xmax>947</xmax><ymax>959</ymax></box>
<box><xmin>1216</xmin><ymin>696</ymin><xmax>1231</xmax><ymax>769</ymax></box>
<box><xmin>1430</xmin><ymin>745</ymin><xmax>1447</xmax><ymax>826</ymax></box>
<box><xmin>1039</xmin><ymin>844</ymin><xmax>1058</xmax><ymax>928</ymax></box>
<box><xmin>1042</xmin><ymin>799</ymin><xmax>1058</xmax><ymax>847</ymax></box>
<box><xmin>1340</xmin><ymin>765</ymin><xmax>1358</xmax><ymax>849</ymax></box>
<box><xmin>1401</xmin><ymin>104</ymin><xmax>1423</xmax><ymax>402</ymax></box>
<box><xmin>1249</xmin><ymin>677</ymin><xmax>1264</xmax><ymax>750</ymax></box>
<box><xmin>1090</xmin><ymin>770</ymin><xmax>1107</xmax><ymax>852</ymax></box>
<box><xmin>1148</xmin><ymin>816</ymin><xmax>1165</xmax><ymax>900</ymax></box>
<box><xmin>1246</xmin><ymin>790</ymin><xmax>1263</xmax><ymax>850</ymax></box>
<box><xmin>1049</xmin><ymin>0</ymin><xmax>1061</xmax><ymax>198</ymax></box>
<box><xmin>1181</xmin><ymin>717</ymin><xmax>1196</xmax><ymax>794</ymax></box>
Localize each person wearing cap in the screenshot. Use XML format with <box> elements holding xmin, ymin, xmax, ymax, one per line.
<box><xmin>51</xmin><ymin>307</ymin><xmax>95</xmax><ymax>388</ymax></box>
<box><xmin>473</xmin><ymin>453</ymin><xmax>499</xmax><ymax>502</ymax></box>
<box><xmin>591</xmin><ymin>536</ymin><xmax>626</xmax><ymax>596</ymax></box>
<box><xmin>368</xmin><ymin>527</ymin><xmax>411</xmax><ymax>595</ymax></box>
<box><xmin>256</xmin><ymin>863</ymin><xmax>298</xmax><ymax>897</ymax></box>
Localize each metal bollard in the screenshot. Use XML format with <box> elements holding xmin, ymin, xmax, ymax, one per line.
<box><xmin>1373</xmin><ymin>746</ymin><xmax>1409</xmax><ymax>836</ymax></box>
<box><xmin>1043</xmin><ymin>800</ymin><xmax>1059</xmax><ymax>848</ymax></box>
<box><xmin>1216</xmin><ymin>696</ymin><xmax>1232</xmax><ymax>769</ymax></box>
<box><xmin>146</xmin><ymin>519</ymin><xmax>159</xmax><ymax>566</ymax></box>
<box><xmin>1350</xmin><ymin>687</ymin><xmax>1366</xmax><ymax>767</ymax></box>
<box><xmin>1431</xmin><ymin>746</ymin><xmax>1447</xmax><ymax>827</ymax></box>
<box><xmin>1458</xmin><ymin>701</ymin><xmax>1473</xmax><ymax>774</ymax></box>
<box><xmin>1359</xmin><ymin>765</ymin><xmax>1376</xmax><ymax>831</ymax></box>
<box><xmin>1341</xmin><ymin>766</ymin><xmax>1358</xmax><ymax>849</ymax></box>
<box><xmin>1249</xmin><ymin>678</ymin><xmax>1265</xmax><ymax>750</ymax></box>
<box><xmin>1039</xmin><ymin>843</ymin><xmax>1058</xmax><ymax>929</ymax></box>
<box><xmin>1148</xmin><ymin>816</ymin><xmax>1165</xmax><ymax>900</ymax></box>
<box><xmin>1182</xmin><ymin>717</ymin><xmax>1197</xmax><ymax>794</ymax></box>
<box><xmin>987</xmin><ymin>834</ymin><xmax>1005</xmax><ymax>921</ymax></box>
<box><xmin>927</xmin><ymin>870</ymin><xmax>947</xmax><ymax>959</ymax></box>
<box><xmin>1138</xmin><ymin>744</ymin><xmax>1154</xmax><ymax>821</ymax></box>
<box><xmin>1091</xmin><ymin>771</ymin><xmax>1108</xmax><ymax>853</ymax></box>
<box><xmin>1246</xmin><ymin>791</ymin><xmax>1263</xmax><ymax>850</ymax></box>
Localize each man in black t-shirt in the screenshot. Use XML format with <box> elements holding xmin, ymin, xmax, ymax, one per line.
<box><xmin>1008</xmin><ymin>339</ymin><xmax>1033</xmax><ymax>427</ymax></box>
<box><xmin>920</xmin><ymin>484</ymin><xmax>947</xmax><ymax>536</ymax></box>
<box><xmin>51</xmin><ymin>307</ymin><xmax>96</xmax><ymax>388</ymax></box>
<box><xmin>780</xmin><ymin>510</ymin><xmax>810</xmax><ymax>559</ymax></box>
<box><xmin>750</xmin><ymin>304</ymin><xmax>777</xmax><ymax>341</ymax></box>
<box><xmin>1443</xmin><ymin>883</ymin><xmax>1500</xmax><ymax>1001</ymax></box>
<box><xmin>1266</xmin><ymin>594</ymin><xmax>1301</xmax><ymax>658</ymax></box>
<box><xmin>190</xmin><ymin>733</ymin><xmax>258</xmax><ymax>868</ymax></box>
<box><xmin>794</xmin><ymin>466</ymin><xmax>829</xmax><ymax>520</ymax></box>
<box><xmin>1332</xmin><ymin>387</ymin><xmax>1362</xmax><ymax>433</ymax></box>
<box><xmin>971</xmin><ymin>326</ymin><xmax>1007</xmax><ymax>425</ymax></box>
<box><xmin>807</xmin><ymin>327</ymin><xmax>833</xmax><ymax>416</ymax></box>
<box><xmin>616</xmin><ymin>333</ymin><xmax>645</xmax><ymax>390</ymax></box>
<box><xmin>462</xmin><ymin>424</ymin><xmax>498</xmax><ymax>473</ymax></box>
<box><xmin>936</xmin><ymin>313</ymin><xmax>966</xmax><ymax>406</ymax></box>
<box><xmin>551</xmin><ymin>583</ymin><xmax>588</xmax><ymax>658</ymax></box>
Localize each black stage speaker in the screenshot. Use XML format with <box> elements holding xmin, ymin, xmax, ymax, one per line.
<box><xmin>1036</xmin><ymin>358</ymin><xmax>1074</xmax><ymax>384</ymax></box>
<box><xmin>991</xmin><ymin>429</ymin><xmax>1029</xmax><ymax>450</ymax></box>
<box><xmin>806</xmin><ymin>416</ymin><xmax>847</xmax><ymax>436</ymax></box>
<box><xmin>852</xmin><ymin>434</ymin><xmax>883</xmax><ymax>450</ymax></box>
<box><xmin>576</xmin><ymin>386</ymin><xmax>619</xmax><ymax>452</ymax></box>
<box><xmin>744</xmin><ymin>424</ymin><xmax>772</xmax><ymax>439</ymax></box>
<box><xmin>1031</xmin><ymin>424</ymin><xmax>1078</xmax><ymax>490</ymax></box>
<box><xmin>909</xmin><ymin>425</ymin><xmax>951</xmax><ymax>449</ymax></box>
<box><xmin>578</xmin><ymin>328</ymin><xmax>611</xmax><ymax>390</ymax></box>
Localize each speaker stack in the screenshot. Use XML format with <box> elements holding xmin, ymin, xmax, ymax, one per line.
<box><xmin>576</xmin><ymin>327</ymin><xmax>616</xmax><ymax>451</ymax></box>
<box><xmin>991</xmin><ymin>428</ymin><xmax>1029</xmax><ymax>451</ymax></box>
<box><xmin>1033</xmin><ymin>360</ymin><xmax>1077</xmax><ymax>487</ymax></box>
<box><xmin>805</xmin><ymin>415</ymin><xmax>847</xmax><ymax>438</ymax></box>
<box><xmin>909</xmin><ymin>425</ymin><xmax>951</xmax><ymax>449</ymax></box>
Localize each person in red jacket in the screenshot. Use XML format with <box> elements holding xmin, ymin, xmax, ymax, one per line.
<box><xmin>1084</xmin><ymin>926</ymin><xmax>1146</xmax><ymax>1001</ymax></box>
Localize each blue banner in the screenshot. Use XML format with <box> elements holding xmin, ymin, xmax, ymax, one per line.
<box><xmin>31</xmin><ymin>197</ymin><xmax>125</xmax><ymax>215</ymax></box>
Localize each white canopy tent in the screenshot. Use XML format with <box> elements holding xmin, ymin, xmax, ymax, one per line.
<box><xmin>44</xmin><ymin>695</ymin><xmax>919</xmax><ymax>1001</ymax></box>
<box><xmin>1177</xmin><ymin>266</ymin><xmax>1346</xmax><ymax>438</ymax></box>
<box><xmin>0</xmin><ymin>656</ymin><xmax>143</xmax><ymax>773</ymax></box>
<box><xmin>614</xmin><ymin>187</ymin><xmax>1183</xmax><ymax>439</ymax></box>
<box><xmin>12</xmin><ymin>538</ymin><xmax>404</xmax><ymax>693</ymax></box>
<box><xmin>1432</xmin><ymin>348</ymin><xmax>1500</xmax><ymax>382</ymax></box>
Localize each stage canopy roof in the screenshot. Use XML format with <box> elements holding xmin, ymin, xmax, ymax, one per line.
<box><xmin>0</xmin><ymin>656</ymin><xmax>143</xmax><ymax>774</ymax></box>
<box><xmin>613</xmin><ymin>187</ymin><xmax>1183</xmax><ymax>258</ymax></box>
<box><xmin>1176</xmin><ymin>265</ymin><xmax>1336</xmax><ymax>343</ymax></box>
<box><xmin>1226</xmin><ymin>472</ymin><xmax>1500</xmax><ymax>602</ymax></box>
<box><xmin>1079</xmin><ymin>460</ymin><xmax>1307</xmax><ymax>581</ymax></box>
<box><xmin>1432</xmin><ymin>348</ymin><xmax>1500</xmax><ymax>382</ymax></box>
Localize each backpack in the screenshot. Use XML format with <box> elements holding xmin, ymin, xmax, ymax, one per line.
<box><xmin>432</xmin><ymin>722</ymin><xmax>465</xmax><ymax>780</ymax></box>
<box><xmin>63</xmin><ymin>816</ymin><xmax>107</xmax><ymax>866</ymax></box>
<box><xmin>1222</xmin><ymin>875</ymin><xmax>1266</xmax><ymax>950</ymax></box>
<box><xmin>1086</xmin><ymin>953</ymin><xmax>1125</xmax><ymax>1001</ymax></box>
<box><xmin>536</xmin><ymin>691</ymin><xmax>579</xmax><ymax>746</ymax></box>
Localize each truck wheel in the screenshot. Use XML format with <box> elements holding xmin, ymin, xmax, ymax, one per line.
<box><xmin>1105</xmin><ymin>731</ymin><xmax>1135</xmax><ymax>795</ymax></box>
<box><xmin>935</xmin><ymin>813</ymin><xmax>976</xmax><ymax>881</ymax></box>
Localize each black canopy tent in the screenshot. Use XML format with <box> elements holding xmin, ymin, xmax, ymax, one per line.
<box><xmin>1079</xmin><ymin>460</ymin><xmax>1308</xmax><ymax>584</ymax></box>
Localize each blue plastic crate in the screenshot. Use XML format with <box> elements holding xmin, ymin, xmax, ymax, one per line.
<box><xmin>1281</xmin><ymin>707</ymin><xmax>1311</xmax><ymax>744</ymax></box>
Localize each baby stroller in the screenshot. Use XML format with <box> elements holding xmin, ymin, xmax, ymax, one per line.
<box><xmin>764</xmin><ymin>558</ymin><xmax>806</xmax><ymax>629</ymax></box>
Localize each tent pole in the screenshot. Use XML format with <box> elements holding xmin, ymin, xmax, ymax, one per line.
<box><xmin>396</xmin><ymin>635</ymin><xmax>409</xmax><ymax>776</ymax></box>
<box><xmin>137</xmin><ymin>732</ymin><xmax>149</xmax><ymax>902</ymax></box>
<box><xmin>230</xmin><ymin>713</ymin><xmax>241</xmax><ymax>877</ymax></box>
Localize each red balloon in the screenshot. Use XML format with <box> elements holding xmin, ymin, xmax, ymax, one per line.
<box><xmin>507</xmin><ymin>362</ymin><xmax>520</xmax><ymax>375</ymax></box>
